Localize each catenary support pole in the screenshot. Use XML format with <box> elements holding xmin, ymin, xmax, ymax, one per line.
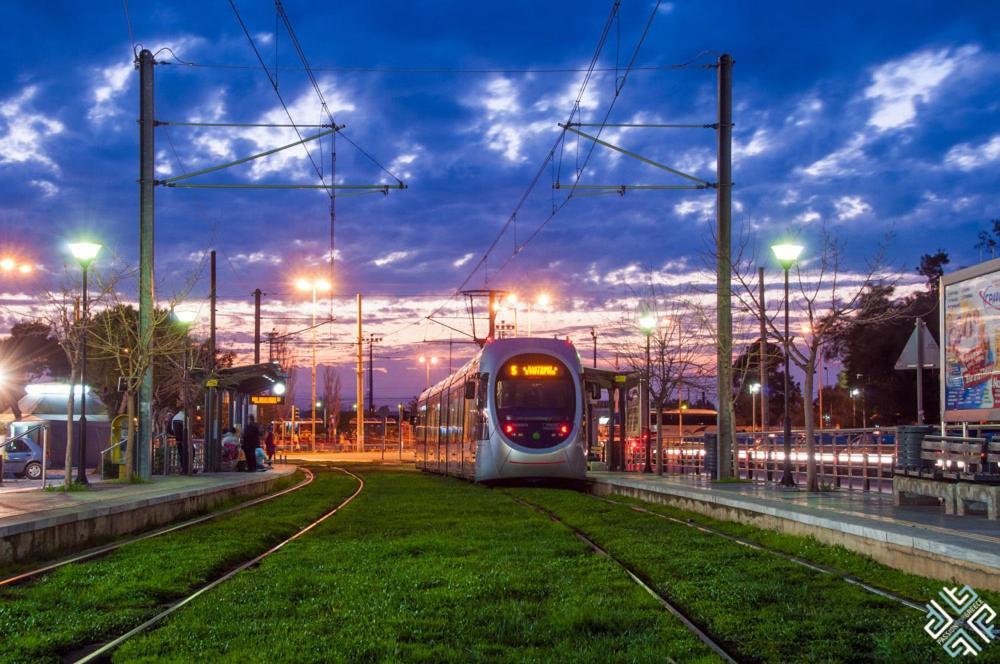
<box><xmin>137</xmin><ymin>48</ymin><xmax>156</xmax><ymax>480</ymax></box>
<box><xmin>253</xmin><ymin>288</ymin><xmax>262</xmax><ymax>364</ymax></box>
<box><xmin>206</xmin><ymin>250</ymin><xmax>218</xmax><ymax>471</ymax></box>
<box><xmin>715</xmin><ymin>53</ymin><xmax>734</xmax><ymax>480</ymax></box>
<box><xmin>758</xmin><ymin>267</ymin><xmax>768</xmax><ymax>431</ymax></box>
<box><xmin>356</xmin><ymin>294</ymin><xmax>364</xmax><ymax>452</ymax></box>
<box><xmin>368</xmin><ymin>337</ymin><xmax>375</xmax><ymax>414</ymax></box>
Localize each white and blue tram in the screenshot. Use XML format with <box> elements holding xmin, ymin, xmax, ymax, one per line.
<box><xmin>415</xmin><ymin>337</ymin><xmax>587</xmax><ymax>482</ymax></box>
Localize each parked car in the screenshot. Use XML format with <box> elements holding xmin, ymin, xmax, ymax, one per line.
<box><xmin>1</xmin><ymin>436</ymin><xmax>44</xmax><ymax>480</ymax></box>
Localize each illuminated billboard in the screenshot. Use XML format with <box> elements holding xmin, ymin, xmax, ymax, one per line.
<box><xmin>941</xmin><ymin>258</ymin><xmax>1000</xmax><ymax>422</ymax></box>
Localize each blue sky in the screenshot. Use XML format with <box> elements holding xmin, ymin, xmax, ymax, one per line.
<box><xmin>0</xmin><ymin>1</ymin><xmax>998</xmax><ymax>405</ymax></box>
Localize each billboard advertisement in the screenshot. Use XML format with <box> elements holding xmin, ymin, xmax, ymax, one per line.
<box><xmin>942</xmin><ymin>259</ymin><xmax>1000</xmax><ymax>421</ymax></box>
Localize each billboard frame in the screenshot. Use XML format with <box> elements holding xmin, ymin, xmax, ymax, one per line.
<box><xmin>940</xmin><ymin>256</ymin><xmax>1000</xmax><ymax>423</ymax></box>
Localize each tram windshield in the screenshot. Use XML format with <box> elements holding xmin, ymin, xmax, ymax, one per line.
<box><xmin>495</xmin><ymin>354</ymin><xmax>575</xmax><ymax>448</ymax></box>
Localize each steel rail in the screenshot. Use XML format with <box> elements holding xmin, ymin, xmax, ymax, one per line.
<box><xmin>73</xmin><ymin>467</ymin><xmax>364</xmax><ymax>664</ymax></box>
<box><xmin>592</xmin><ymin>495</ymin><xmax>925</xmax><ymax>612</ymax></box>
<box><xmin>509</xmin><ymin>495</ymin><xmax>737</xmax><ymax>663</ymax></box>
<box><xmin>0</xmin><ymin>467</ymin><xmax>315</xmax><ymax>587</ymax></box>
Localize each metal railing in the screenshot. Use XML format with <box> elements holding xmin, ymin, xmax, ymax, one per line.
<box><xmin>621</xmin><ymin>427</ymin><xmax>901</xmax><ymax>494</ymax></box>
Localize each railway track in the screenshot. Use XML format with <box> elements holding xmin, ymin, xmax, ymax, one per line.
<box><xmin>592</xmin><ymin>494</ymin><xmax>924</xmax><ymax>612</ymax></box>
<box><xmin>0</xmin><ymin>467</ymin><xmax>316</xmax><ymax>588</ymax></box>
<box><xmin>73</xmin><ymin>466</ymin><xmax>365</xmax><ymax>664</ymax></box>
<box><xmin>509</xmin><ymin>494</ymin><xmax>738</xmax><ymax>664</ymax></box>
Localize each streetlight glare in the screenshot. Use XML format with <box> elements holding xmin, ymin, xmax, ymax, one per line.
<box><xmin>536</xmin><ymin>293</ymin><xmax>551</xmax><ymax>307</ymax></box>
<box><xmin>272</xmin><ymin>382</ymin><xmax>287</xmax><ymax>396</ymax></box>
<box><xmin>505</xmin><ymin>293</ymin><xmax>518</xmax><ymax>305</ymax></box>
<box><xmin>638</xmin><ymin>314</ymin><xmax>657</xmax><ymax>333</ymax></box>
<box><xmin>749</xmin><ymin>382</ymin><xmax>761</xmax><ymax>394</ymax></box>
<box><xmin>770</xmin><ymin>242</ymin><xmax>804</xmax><ymax>268</ymax></box>
<box><xmin>68</xmin><ymin>242</ymin><xmax>102</xmax><ymax>265</ymax></box>
<box><xmin>0</xmin><ymin>258</ymin><xmax>13</xmax><ymax>271</ymax></box>
<box><xmin>17</xmin><ymin>264</ymin><xmax>32</xmax><ymax>273</ymax></box>
<box><xmin>173</xmin><ymin>309</ymin><xmax>198</xmax><ymax>325</ymax></box>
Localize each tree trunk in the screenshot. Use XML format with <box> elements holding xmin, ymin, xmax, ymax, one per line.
<box><xmin>803</xmin><ymin>353</ymin><xmax>818</xmax><ymax>491</ymax></box>
<box><xmin>64</xmin><ymin>367</ymin><xmax>77</xmax><ymax>488</ymax></box>
<box><xmin>124</xmin><ymin>391</ymin><xmax>136</xmax><ymax>482</ymax></box>
<box><xmin>655</xmin><ymin>397</ymin><xmax>664</xmax><ymax>475</ymax></box>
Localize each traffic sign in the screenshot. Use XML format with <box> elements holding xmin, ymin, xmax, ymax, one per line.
<box><xmin>895</xmin><ymin>320</ymin><xmax>939</xmax><ymax>370</ymax></box>
<box><xmin>205</xmin><ymin>378</ymin><xmax>219</xmax><ymax>388</ymax></box>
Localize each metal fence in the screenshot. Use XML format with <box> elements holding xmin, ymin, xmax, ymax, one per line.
<box><xmin>622</xmin><ymin>427</ymin><xmax>903</xmax><ymax>494</ymax></box>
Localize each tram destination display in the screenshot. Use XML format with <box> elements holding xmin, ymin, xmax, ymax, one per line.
<box><xmin>942</xmin><ymin>259</ymin><xmax>1000</xmax><ymax>421</ymax></box>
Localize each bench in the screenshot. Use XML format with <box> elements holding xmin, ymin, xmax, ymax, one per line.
<box><xmin>894</xmin><ymin>435</ymin><xmax>1000</xmax><ymax>519</ymax></box>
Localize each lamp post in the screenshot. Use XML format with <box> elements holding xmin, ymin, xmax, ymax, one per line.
<box><xmin>296</xmin><ymin>277</ymin><xmax>331</xmax><ymax>452</ymax></box>
<box><xmin>638</xmin><ymin>313</ymin><xmax>656</xmax><ymax>473</ymax></box>
<box><xmin>749</xmin><ymin>383</ymin><xmax>761</xmax><ymax>434</ymax></box>
<box><xmin>851</xmin><ymin>388</ymin><xmax>860</xmax><ymax>428</ymax></box>
<box><xmin>771</xmin><ymin>242</ymin><xmax>803</xmax><ymax>487</ymax></box>
<box><xmin>418</xmin><ymin>355</ymin><xmax>438</xmax><ymax>389</ymax></box>
<box><xmin>69</xmin><ymin>242</ymin><xmax>101</xmax><ymax>485</ymax></box>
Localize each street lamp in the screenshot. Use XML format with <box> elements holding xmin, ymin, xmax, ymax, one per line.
<box><xmin>418</xmin><ymin>355</ymin><xmax>439</xmax><ymax>388</ymax></box>
<box><xmin>771</xmin><ymin>241</ymin><xmax>803</xmax><ymax>487</ymax></box>
<box><xmin>850</xmin><ymin>387</ymin><xmax>862</xmax><ymax>428</ymax></box>
<box><xmin>69</xmin><ymin>241</ymin><xmax>101</xmax><ymax>485</ymax></box>
<box><xmin>749</xmin><ymin>382</ymin><xmax>761</xmax><ymax>434</ymax></box>
<box><xmin>296</xmin><ymin>276</ymin><xmax>331</xmax><ymax>452</ymax></box>
<box><xmin>638</xmin><ymin>313</ymin><xmax>656</xmax><ymax>473</ymax></box>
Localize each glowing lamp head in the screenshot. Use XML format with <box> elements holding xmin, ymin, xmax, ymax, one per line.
<box><xmin>850</xmin><ymin>388</ymin><xmax>861</xmax><ymax>397</ymax></box>
<box><xmin>638</xmin><ymin>314</ymin><xmax>657</xmax><ymax>334</ymax></box>
<box><xmin>0</xmin><ymin>258</ymin><xmax>13</xmax><ymax>271</ymax></box>
<box><xmin>272</xmin><ymin>382</ymin><xmax>287</xmax><ymax>396</ymax></box>
<box><xmin>173</xmin><ymin>309</ymin><xmax>198</xmax><ymax>325</ymax></box>
<box><xmin>69</xmin><ymin>242</ymin><xmax>102</xmax><ymax>266</ymax></box>
<box><xmin>749</xmin><ymin>383</ymin><xmax>761</xmax><ymax>394</ymax></box>
<box><xmin>316</xmin><ymin>401</ymin><xmax>323</xmax><ymax>408</ymax></box>
<box><xmin>771</xmin><ymin>243</ymin><xmax>804</xmax><ymax>269</ymax></box>
<box><xmin>17</xmin><ymin>264</ymin><xmax>32</xmax><ymax>274</ymax></box>
<box><xmin>536</xmin><ymin>293</ymin><xmax>551</xmax><ymax>307</ymax></box>
<box><xmin>505</xmin><ymin>293</ymin><xmax>518</xmax><ymax>306</ymax></box>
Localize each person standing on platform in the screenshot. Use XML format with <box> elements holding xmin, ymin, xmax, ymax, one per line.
<box><xmin>241</xmin><ymin>416</ymin><xmax>261</xmax><ymax>473</ymax></box>
<box><xmin>264</xmin><ymin>425</ymin><xmax>276</xmax><ymax>464</ymax></box>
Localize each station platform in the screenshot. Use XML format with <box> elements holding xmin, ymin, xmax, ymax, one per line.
<box><xmin>588</xmin><ymin>472</ymin><xmax>1000</xmax><ymax>591</ymax></box>
<box><xmin>0</xmin><ymin>465</ymin><xmax>298</xmax><ymax>566</ymax></box>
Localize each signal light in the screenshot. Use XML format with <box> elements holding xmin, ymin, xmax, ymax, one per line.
<box><xmin>559</xmin><ymin>424</ymin><xmax>569</xmax><ymax>435</ymax></box>
<box><xmin>504</xmin><ymin>424</ymin><xmax>515</xmax><ymax>434</ymax></box>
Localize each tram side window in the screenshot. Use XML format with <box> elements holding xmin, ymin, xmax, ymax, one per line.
<box><xmin>417</xmin><ymin>402</ymin><xmax>427</xmax><ymax>462</ymax></box>
<box><xmin>450</xmin><ymin>383</ymin><xmax>463</xmax><ymax>445</ymax></box>
<box><xmin>476</xmin><ymin>373</ymin><xmax>489</xmax><ymax>438</ymax></box>
<box><xmin>429</xmin><ymin>393</ymin><xmax>440</xmax><ymax>448</ymax></box>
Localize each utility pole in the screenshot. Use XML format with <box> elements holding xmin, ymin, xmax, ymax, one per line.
<box><xmin>916</xmin><ymin>317</ymin><xmax>925</xmax><ymax>425</ymax></box>
<box><xmin>590</xmin><ymin>327</ymin><xmax>598</xmax><ymax>368</ymax></box>
<box><xmin>205</xmin><ymin>249</ymin><xmax>218</xmax><ymax>472</ymax></box>
<box><xmin>266</xmin><ymin>329</ymin><xmax>277</xmax><ymax>362</ymax></box>
<box><xmin>758</xmin><ymin>267</ymin><xmax>767</xmax><ymax>432</ymax></box>
<box><xmin>253</xmin><ymin>288</ymin><xmax>262</xmax><ymax>364</ymax></box>
<box><xmin>715</xmin><ymin>53</ymin><xmax>734</xmax><ymax>480</ymax></box>
<box><xmin>356</xmin><ymin>293</ymin><xmax>365</xmax><ymax>452</ymax></box>
<box><xmin>137</xmin><ymin>48</ymin><xmax>156</xmax><ymax>480</ymax></box>
<box><xmin>366</xmin><ymin>334</ymin><xmax>382</xmax><ymax>414</ymax></box>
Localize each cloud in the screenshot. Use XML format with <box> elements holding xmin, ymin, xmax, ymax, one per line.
<box><xmin>0</xmin><ymin>86</ymin><xmax>64</xmax><ymax>171</ymax></box>
<box><xmin>232</xmin><ymin>251</ymin><xmax>282</xmax><ymax>265</ymax></box>
<box><xmin>88</xmin><ymin>62</ymin><xmax>132</xmax><ymax>124</ymax></box>
<box><xmin>373</xmin><ymin>251</ymin><xmax>409</xmax><ymax>267</ymax></box>
<box><xmin>386</xmin><ymin>149</ymin><xmax>419</xmax><ymax>181</ymax></box>
<box><xmin>453</xmin><ymin>252</ymin><xmax>474</xmax><ymax>268</ymax></box>
<box><xmin>29</xmin><ymin>179</ymin><xmax>57</xmax><ymax>196</ymax></box>
<box><xmin>733</xmin><ymin>128</ymin><xmax>771</xmax><ymax>160</ymax></box>
<box><xmin>801</xmin><ymin>133</ymin><xmax>867</xmax><ymax>177</ymax></box>
<box><xmin>943</xmin><ymin>134</ymin><xmax>1000</xmax><ymax>171</ymax></box>
<box><xmin>834</xmin><ymin>196</ymin><xmax>871</xmax><ymax>220</ymax></box>
<box><xmin>796</xmin><ymin>209</ymin><xmax>821</xmax><ymax>223</ymax></box>
<box><xmin>864</xmin><ymin>45</ymin><xmax>978</xmax><ymax>131</ymax></box>
<box><xmin>673</xmin><ymin>197</ymin><xmax>715</xmax><ymax>221</ymax></box>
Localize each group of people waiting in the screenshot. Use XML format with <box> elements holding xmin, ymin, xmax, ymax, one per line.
<box><xmin>221</xmin><ymin>416</ymin><xmax>277</xmax><ymax>472</ymax></box>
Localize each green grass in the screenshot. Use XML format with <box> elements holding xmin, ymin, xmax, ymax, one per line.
<box><xmin>114</xmin><ymin>469</ymin><xmax>718</xmax><ymax>663</ymax></box>
<box><xmin>0</xmin><ymin>468</ymin><xmax>359</xmax><ymax>663</ymax></box>
<box><xmin>505</xmin><ymin>488</ymin><xmax>1000</xmax><ymax>664</ymax></box>
<box><xmin>600</xmin><ymin>492</ymin><xmax>1000</xmax><ymax>610</ymax></box>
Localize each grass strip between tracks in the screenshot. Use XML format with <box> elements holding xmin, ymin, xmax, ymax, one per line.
<box><xmin>0</xmin><ymin>468</ymin><xmax>358</xmax><ymax>664</ymax></box>
<box><xmin>504</xmin><ymin>488</ymin><xmax>1000</xmax><ymax>664</ymax></box>
<box><xmin>600</xmin><ymin>492</ymin><xmax>1000</xmax><ymax>610</ymax></box>
<box><xmin>114</xmin><ymin>469</ymin><xmax>720</xmax><ymax>663</ymax></box>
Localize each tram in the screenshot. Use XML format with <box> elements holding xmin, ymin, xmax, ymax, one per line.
<box><xmin>414</xmin><ymin>337</ymin><xmax>587</xmax><ymax>482</ymax></box>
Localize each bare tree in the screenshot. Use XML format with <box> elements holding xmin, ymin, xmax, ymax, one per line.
<box><xmin>88</xmin><ymin>297</ymin><xmax>190</xmax><ymax>481</ymax></box>
<box><xmin>270</xmin><ymin>332</ymin><xmax>298</xmax><ymax>426</ymax></box>
<box><xmin>616</xmin><ymin>282</ymin><xmax>710</xmax><ymax>474</ymax></box>
<box><xmin>734</xmin><ymin>226</ymin><xmax>895</xmax><ymax>491</ymax></box>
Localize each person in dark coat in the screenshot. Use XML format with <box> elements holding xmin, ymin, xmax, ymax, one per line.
<box><xmin>241</xmin><ymin>416</ymin><xmax>261</xmax><ymax>472</ymax></box>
